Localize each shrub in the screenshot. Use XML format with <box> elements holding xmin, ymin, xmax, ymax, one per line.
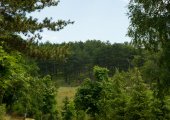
<box><xmin>0</xmin><ymin>104</ymin><xmax>6</xmax><ymax>120</ymax></box>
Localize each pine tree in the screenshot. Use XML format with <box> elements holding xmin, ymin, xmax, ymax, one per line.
<box><xmin>125</xmin><ymin>68</ymin><xmax>151</xmax><ymax>119</ymax></box>
<box><xmin>0</xmin><ymin>0</ymin><xmax>73</xmax><ymax>40</ymax></box>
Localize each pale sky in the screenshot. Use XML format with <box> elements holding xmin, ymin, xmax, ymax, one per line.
<box><xmin>30</xmin><ymin>0</ymin><xmax>130</xmax><ymax>43</ymax></box>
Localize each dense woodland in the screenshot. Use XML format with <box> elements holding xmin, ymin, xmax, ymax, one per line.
<box><xmin>37</xmin><ymin>40</ymin><xmax>137</xmax><ymax>85</ymax></box>
<box><xmin>0</xmin><ymin>0</ymin><xmax>170</xmax><ymax>120</ymax></box>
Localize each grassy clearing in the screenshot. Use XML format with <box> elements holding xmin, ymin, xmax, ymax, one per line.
<box><xmin>57</xmin><ymin>87</ymin><xmax>78</xmax><ymax>110</ymax></box>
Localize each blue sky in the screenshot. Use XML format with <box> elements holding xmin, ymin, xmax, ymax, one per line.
<box><xmin>31</xmin><ymin>0</ymin><xmax>130</xmax><ymax>43</ymax></box>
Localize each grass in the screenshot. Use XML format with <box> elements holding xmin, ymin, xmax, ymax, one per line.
<box><xmin>57</xmin><ymin>87</ymin><xmax>78</xmax><ymax>110</ymax></box>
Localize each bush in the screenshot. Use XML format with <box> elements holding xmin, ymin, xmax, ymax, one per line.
<box><xmin>0</xmin><ymin>104</ymin><xmax>6</xmax><ymax>120</ymax></box>
<box><xmin>61</xmin><ymin>97</ymin><xmax>76</xmax><ymax>120</ymax></box>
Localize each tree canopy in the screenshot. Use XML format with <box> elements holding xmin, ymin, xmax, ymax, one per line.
<box><xmin>128</xmin><ymin>0</ymin><xmax>170</xmax><ymax>51</ymax></box>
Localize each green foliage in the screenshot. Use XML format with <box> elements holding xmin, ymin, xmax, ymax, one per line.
<box><xmin>75</xmin><ymin>66</ymin><xmax>126</xmax><ymax>119</ymax></box>
<box><xmin>93</xmin><ymin>66</ymin><xmax>109</xmax><ymax>81</ymax></box>
<box><xmin>74</xmin><ymin>78</ymin><xmax>102</xmax><ymax>117</ymax></box>
<box><xmin>0</xmin><ymin>46</ymin><xmax>58</xmax><ymax>119</ymax></box>
<box><xmin>128</xmin><ymin>0</ymin><xmax>170</xmax><ymax>51</ymax></box>
<box><xmin>74</xmin><ymin>66</ymin><xmax>170</xmax><ymax>120</ymax></box>
<box><xmin>12</xmin><ymin>75</ymin><xmax>58</xmax><ymax>120</ymax></box>
<box><xmin>0</xmin><ymin>104</ymin><xmax>6</xmax><ymax>120</ymax></box>
<box><xmin>125</xmin><ymin>68</ymin><xmax>151</xmax><ymax>119</ymax></box>
<box><xmin>0</xmin><ymin>1</ymin><xmax>70</xmax><ymax>117</ymax></box>
<box><xmin>0</xmin><ymin>35</ymin><xmax>71</xmax><ymax>61</ymax></box>
<box><xmin>128</xmin><ymin>1</ymin><xmax>170</xmax><ymax>116</ymax></box>
<box><xmin>141</xmin><ymin>52</ymin><xmax>160</xmax><ymax>82</ymax></box>
<box><xmin>37</xmin><ymin>40</ymin><xmax>137</xmax><ymax>85</ymax></box>
<box><xmin>94</xmin><ymin>42</ymin><xmax>135</xmax><ymax>73</ymax></box>
<box><xmin>75</xmin><ymin>110</ymin><xmax>87</xmax><ymax>120</ymax></box>
<box><xmin>99</xmin><ymin>70</ymin><xmax>127</xmax><ymax>120</ymax></box>
<box><xmin>61</xmin><ymin>97</ymin><xmax>76</xmax><ymax>120</ymax></box>
<box><xmin>0</xmin><ymin>0</ymin><xmax>73</xmax><ymax>40</ymax></box>
<box><xmin>0</xmin><ymin>46</ymin><xmax>26</xmax><ymax>104</ymax></box>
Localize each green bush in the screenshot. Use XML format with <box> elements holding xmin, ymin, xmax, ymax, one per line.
<box><xmin>0</xmin><ymin>104</ymin><xmax>6</xmax><ymax>120</ymax></box>
<box><xmin>61</xmin><ymin>97</ymin><xmax>76</xmax><ymax>120</ymax></box>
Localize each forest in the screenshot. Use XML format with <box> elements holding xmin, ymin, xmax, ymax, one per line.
<box><xmin>0</xmin><ymin>0</ymin><xmax>170</xmax><ymax>120</ymax></box>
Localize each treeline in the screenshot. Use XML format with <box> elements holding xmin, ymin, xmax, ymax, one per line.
<box><xmin>37</xmin><ymin>40</ymin><xmax>138</xmax><ymax>85</ymax></box>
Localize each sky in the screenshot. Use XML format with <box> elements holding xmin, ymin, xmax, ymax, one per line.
<box><xmin>31</xmin><ymin>0</ymin><xmax>130</xmax><ymax>43</ymax></box>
